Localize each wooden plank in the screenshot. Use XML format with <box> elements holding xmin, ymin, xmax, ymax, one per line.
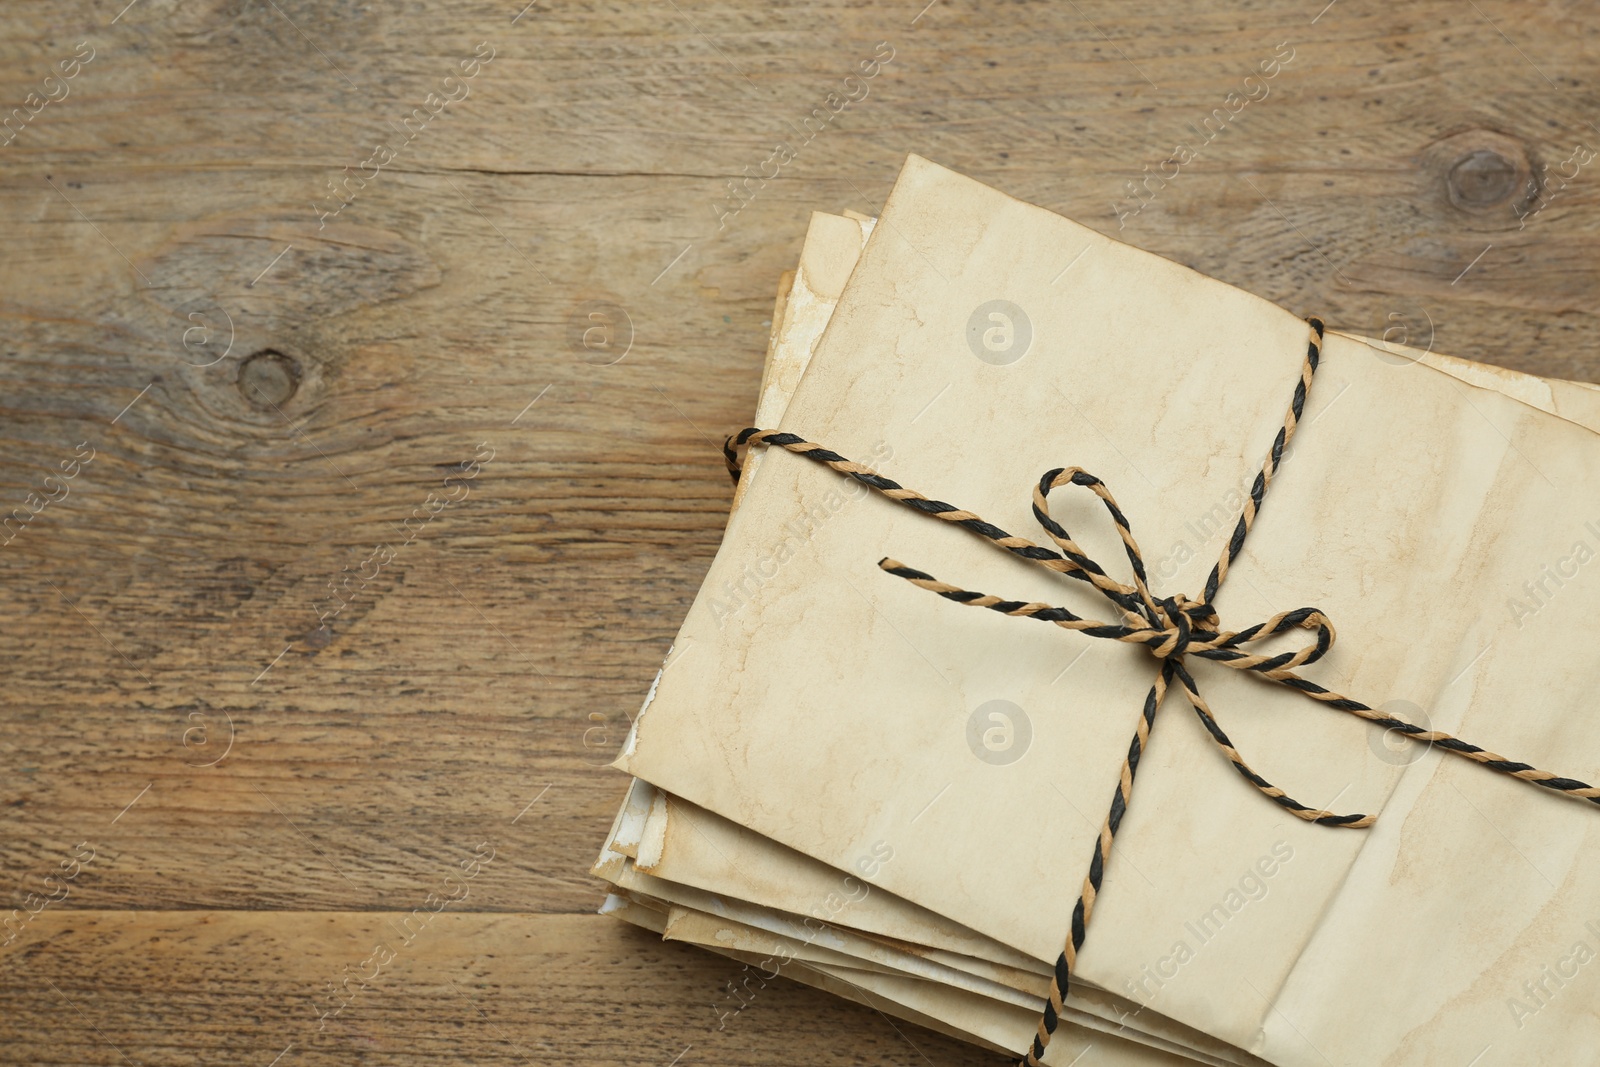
<box><xmin>0</xmin><ymin>910</ymin><xmax>993</xmax><ymax>1066</ymax></box>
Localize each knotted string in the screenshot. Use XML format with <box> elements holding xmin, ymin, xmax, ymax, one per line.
<box><xmin>722</xmin><ymin>316</ymin><xmax>1600</xmax><ymax>1066</ymax></box>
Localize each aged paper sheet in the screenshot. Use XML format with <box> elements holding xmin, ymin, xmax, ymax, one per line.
<box><xmin>622</xmin><ymin>155</ymin><xmax>1600</xmax><ymax>1065</ymax></box>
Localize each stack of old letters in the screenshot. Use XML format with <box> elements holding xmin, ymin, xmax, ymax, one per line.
<box><xmin>593</xmin><ymin>155</ymin><xmax>1600</xmax><ymax>1065</ymax></box>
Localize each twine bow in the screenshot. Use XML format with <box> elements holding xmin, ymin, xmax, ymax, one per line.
<box><xmin>723</xmin><ymin>317</ymin><xmax>1600</xmax><ymax>1066</ymax></box>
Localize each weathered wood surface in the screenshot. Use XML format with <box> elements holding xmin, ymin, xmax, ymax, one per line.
<box><xmin>1</xmin><ymin>0</ymin><xmax>1597</xmax><ymax>1062</ymax></box>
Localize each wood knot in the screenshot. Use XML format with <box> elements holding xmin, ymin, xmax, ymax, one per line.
<box><xmin>237</xmin><ymin>350</ymin><xmax>300</xmax><ymax>409</ymax></box>
<box><xmin>1432</xmin><ymin>129</ymin><xmax>1534</xmax><ymax>214</ymax></box>
<box><xmin>1448</xmin><ymin>150</ymin><xmax>1519</xmax><ymax>208</ymax></box>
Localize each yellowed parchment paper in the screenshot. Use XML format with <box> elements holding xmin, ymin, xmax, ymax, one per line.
<box><xmin>622</xmin><ymin>155</ymin><xmax>1600</xmax><ymax>1066</ymax></box>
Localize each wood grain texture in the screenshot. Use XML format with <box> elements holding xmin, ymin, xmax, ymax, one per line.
<box><xmin>1</xmin><ymin>0</ymin><xmax>1597</xmax><ymax>1062</ymax></box>
<box><xmin>2</xmin><ymin>911</ymin><xmax>988</xmax><ymax>1065</ymax></box>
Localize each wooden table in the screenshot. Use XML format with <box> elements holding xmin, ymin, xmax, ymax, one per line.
<box><xmin>1</xmin><ymin>1</ymin><xmax>1595</xmax><ymax>1063</ymax></box>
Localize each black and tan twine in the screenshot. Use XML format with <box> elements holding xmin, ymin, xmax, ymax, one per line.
<box><xmin>722</xmin><ymin>317</ymin><xmax>1600</xmax><ymax>1066</ymax></box>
